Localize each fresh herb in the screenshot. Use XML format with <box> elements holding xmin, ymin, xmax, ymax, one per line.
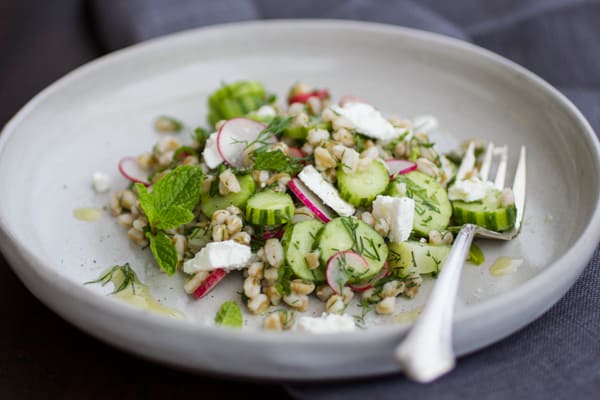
<box><xmin>242</xmin><ymin>116</ymin><xmax>293</xmax><ymax>150</ymax></box>
<box><xmin>253</xmin><ymin>149</ymin><xmax>304</xmax><ymax>175</ymax></box>
<box><xmin>353</xmin><ymin>298</ymin><xmax>374</xmax><ymax>328</ymax></box>
<box><xmin>194</xmin><ymin>127</ymin><xmax>211</xmax><ymax>150</ymax></box>
<box><xmin>85</xmin><ymin>263</ymin><xmax>139</xmax><ymax>294</ymax></box>
<box><xmin>136</xmin><ymin>165</ymin><xmax>203</xmax><ymax>231</ymax></box>
<box><xmin>147</xmin><ymin>231</ymin><xmax>179</xmax><ymax>275</ymax></box>
<box><xmin>214</xmin><ymin>300</ymin><xmax>243</xmax><ymax>328</ymax></box>
<box><xmin>276</xmin><ymin>263</ymin><xmax>293</xmax><ymax>296</ymax></box>
<box><xmin>339</xmin><ymin>217</ymin><xmax>381</xmax><ymax>262</ymax></box>
<box><xmin>467</xmin><ymin>242</ymin><xmax>485</xmax><ymax>265</ymax></box>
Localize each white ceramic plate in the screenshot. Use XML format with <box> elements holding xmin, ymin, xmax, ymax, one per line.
<box><xmin>1</xmin><ymin>21</ymin><xmax>599</xmax><ymax>380</ymax></box>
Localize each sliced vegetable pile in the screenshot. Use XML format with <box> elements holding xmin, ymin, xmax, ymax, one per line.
<box><xmin>110</xmin><ymin>80</ymin><xmax>517</xmax><ymax>330</ymax></box>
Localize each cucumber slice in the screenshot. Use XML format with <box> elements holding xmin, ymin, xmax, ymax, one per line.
<box><xmin>388</xmin><ymin>241</ymin><xmax>450</xmax><ymax>277</ymax></box>
<box><xmin>282</xmin><ymin>220</ymin><xmax>325</xmax><ymax>282</ymax></box>
<box><xmin>388</xmin><ymin>170</ymin><xmax>452</xmax><ymax>237</ymax></box>
<box><xmin>200</xmin><ymin>174</ymin><xmax>256</xmax><ymax>217</ymax></box>
<box><xmin>452</xmin><ymin>190</ymin><xmax>517</xmax><ymax>231</ymax></box>
<box><xmin>246</xmin><ymin>190</ymin><xmax>295</xmax><ymax>225</ymax></box>
<box><xmin>283</xmin><ymin>116</ymin><xmax>331</xmax><ymax>140</ymax></box>
<box><xmin>318</xmin><ymin>217</ymin><xmax>387</xmax><ymax>283</ymax></box>
<box><xmin>337</xmin><ymin>160</ymin><xmax>389</xmax><ymax>207</ymax></box>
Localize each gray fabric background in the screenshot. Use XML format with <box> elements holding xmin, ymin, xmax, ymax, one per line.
<box><xmin>89</xmin><ymin>1</ymin><xmax>600</xmax><ymax>398</ymax></box>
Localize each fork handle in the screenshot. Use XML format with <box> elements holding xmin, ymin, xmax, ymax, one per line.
<box><xmin>395</xmin><ymin>224</ymin><xmax>477</xmax><ymax>382</ymax></box>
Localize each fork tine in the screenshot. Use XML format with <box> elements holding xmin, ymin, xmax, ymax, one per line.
<box><xmin>493</xmin><ymin>146</ymin><xmax>508</xmax><ymax>189</ymax></box>
<box><xmin>479</xmin><ymin>142</ymin><xmax>494</xmax><ymax>181</ymax></box>
<box><xmin>511</xmin><ymin>146</ymin><xmax>527</xmax><ymax>233</ymax></box>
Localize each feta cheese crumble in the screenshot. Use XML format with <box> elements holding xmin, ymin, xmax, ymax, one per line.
<box><xmin>92</xmin><ymin>172</ymin><xmax>111</xmax><ymax>193</ymax></box>
<box><xmin>202</xmin><ymin>132</ymin><xmax>223</xmax><ymax>169</ymax></box>
<box><xmin>448</xmin><ymin>177</ymin><xmax>496</xmax><ymax>202</ymax></box>
<box><xmin>372</xmin><ymin>195</ymin><xmax>415</xmax><ymax>242</ymax></box>
<box><xmin>183</xmin><ymin>240</ymin><xmax>251</xmax><ymax>274</ymax></box>
<box><xmin>295</xmin><ymin>313</ymin><xmax>357</xmax><ymax>334</ymax></box>
<box><xmin>298</xmin><ymin>165</ymin><xmax>355</xmax><ymax>216</ymax></box>
<box><xmin>331</xmin><ymin>102</ymin><xmax>398</xmax><ymax>141</ymax></box>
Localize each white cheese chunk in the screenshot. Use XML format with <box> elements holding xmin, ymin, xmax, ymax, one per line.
<box><xmin>295</xmin><ymin>313</ymin><xmax>357</xmax><ymax>334</ymax></box>
<box><xmin>330</xmin><ymin>102</ymin><xmax>398</xmax><ymax>141</ymax></box>
<box><xmin>298</xmin><ymin>165</ymin><xmax>355</xmax><ymax>217</ymax></box>
<box><xmin>92</xmin><ymin>172</ymin><xmax>111</xmax><ymax>193</ymax></box>
<box><xmin>255</xmin><ymin>105</ymin><xmax>276</xmax><ymax>118</ymax></box>
<box><xmin>448</xmin><ymin>177</ymin><xmax>496</xmax><ymax>202</ymax></box>
<box><xmin>202</xmin><ymin>132</ymin><xmax>223</xmax><ymax>169</ymax></box>
<box><xmin>372</xmin><ymin>195</ymin><xmax>415</xmax><ymax>243</ymax></box>
<box><xmin>183</xmin><ymin>240</ymin><xmax>251</xmax><ymax>274</ymax></box>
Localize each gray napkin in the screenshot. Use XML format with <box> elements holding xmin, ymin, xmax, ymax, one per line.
<box><xmin>89</xmin><ymin>0</ymin><xmax>600</xmax><ymax>398</ymax></box>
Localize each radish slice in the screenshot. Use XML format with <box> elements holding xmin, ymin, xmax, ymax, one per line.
<box><xmin>287</xmin><ymin>146</ymin><xmax>304</xmax><ymax>159</ymax></box>
<box><xmin>118</xmin><ymin>157</ymin><xmax>150</xmax><ymax>186</ymax></box>
<box><xmin>385</xmin><ymin>159</ymin><xmax>417</xmax><ymax>179</ymax></box>
<box><xmin>258</xmin><ymin>229</ymin><xmax>284</xmax><ymax>241</ymax></box>
<box><xmin>288</xmin><ymin>88</ymin><xmax>330</xmax><ymax>104</ymax></box>
<box><xmin>288</xmin><ymin>178</ymin><xmax>335</xmax><ymax>223</ymax></box>
<box><xmin>326</xmin><ymin>251</ymin><xmax>368</xmax><ymax>294</ymax></box>
<box><xmin>193</xmin><ymin>268</ymin><xmax>228</xmax><ymax>299</ymax></box>
<box><xmin>338</xmin><ymin>94</ymin><xmax>369</xmax><ymax>107</ymax></box>
<box><xmin>216</xmin><ymin>118</ymin><xmax>268</xmax><ymax>168</ymax></box>
<box><xmin>348</xmin><ymin>262</ymin><xmax>390</xmax><ymax>292</ymax></box>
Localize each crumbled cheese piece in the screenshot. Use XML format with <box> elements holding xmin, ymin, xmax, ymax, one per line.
<box><xmin>448</xmin><ymin>177</ymin><xmax>496</xmax><ymax>202</ymax></box>
<box><xmin>456</xmin><ymin>141</ymin><xmax>476</xmax><ymax>181</ymax></box>
<box><xmin>295</xmin><ymin>313</ymin><xmax>357</xmax><ymax>334</ymax></box>
<box><xmin>298</xmin><ymin>165</ymin><xmax>355</xmax><ymax>217</ymax></box>
<box><xmin>183</xmin><ymin>240</ymin><xmax>251</xmax><ymax>273</ymax></box>
<box><xmin>255</xmin><ymin>105</ymin><xmax>277</xmax><ymax>118</ymax></box>
<box><xmin>92</xmin><ymin>172</ymin><xmax>111</xmax><ymax>193</ymax></box>
<box><xmin>202</xmin><ymin>132</ymin><xmax>223</xmax><ymax>169</ymax></box>
<box><xmin>372</xmin><ymin>195</ymin><xmax>415</xmax><ymax>243</ymax></box>
<box><xmin>331</xmin><ymin>102</ymin><xmax>398</xmax><ymax>140</ymax></box>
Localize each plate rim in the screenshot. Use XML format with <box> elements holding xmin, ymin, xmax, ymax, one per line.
<box><xmin>1</xmin><ymin>19</ymin><xmax>599</xmax><ymax>379</ymax></box>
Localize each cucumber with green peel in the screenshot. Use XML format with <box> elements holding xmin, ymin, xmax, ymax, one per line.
<box><xmin>318</xmin><ymin>217</ymin><xmax>388</xmax><ymax>283</ymax></box>
<box><xmin>283</xmin><ymin>116</ymin><xmax>331</xmax><ymax>140</ymax></box>
<box><xmin>282</xmin><ymin>219</ymin><xmax>325</xmax><ymax>282</ymax></box>
<box><xmin>207</xmin><ymin>81</ymin><xmax>268</xmax><ymax>127</ymax></box>
<box><xmin>388</xmin><ymin>170</ymin><xmax>452</xmax><ymax>236</ymax></box>
<box><xmin>200</xmin><ymin>174</ymin><xmax>256</xmax><ymax>218</ymax></box>
<box><xmin>452</xmin><ymin>190</ymin><xmax>517</xmax><ymax>231</ymax></box>
<box><xmin>246</xmin><ymin>190</ymin><xmax>295</xmax><ymax>225</ymax></box>
<box><xmin>388</xmin><ymin>241</ymin><xmax>450</xmax><ymax>277</ymax></box>
<box><xmin>337</xmin><ymin>160</ymin><xmax>389</xmax><ymax>207</ymax></box>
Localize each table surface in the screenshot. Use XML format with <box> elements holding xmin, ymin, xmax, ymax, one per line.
<box><xmin>0</xmin><ymin>1</ymin><xmax>290</xmax><ymax>398</ymax></box>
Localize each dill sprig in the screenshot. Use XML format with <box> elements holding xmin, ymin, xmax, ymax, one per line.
<box><xmin>85</xmin><ymin>263</ymin><xmax>139</xmax><ymax>295</ymax></box>
<box><xmin>340</xmin><ymin>217</ymin><xmax>381</xmax><ymax>262</ymax></box>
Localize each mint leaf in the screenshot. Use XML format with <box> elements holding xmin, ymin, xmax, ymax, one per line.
<box><xmin>147</xmin><ymin>231</ymin><xmax>178</xmax><ymax>275</ymax></box>
<box><xmin>253</xmin><ymin>149</ymin><xmax>303</xmax><ymax>175</ymax></box>
<box><xmin>136</xmin><ymin>165</ymin><xmax>203</xmax><ymax>231</ymax></box>
<box><xmin>215</xmin><ymin>300</ymin><xmax>243</xmax><ymax>328</ymax></box>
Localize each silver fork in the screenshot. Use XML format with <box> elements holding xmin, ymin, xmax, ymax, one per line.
<box><xmin>395</xmin><ymin>143</ymin><xmax>527</xmax><ymax>383</ymax></box>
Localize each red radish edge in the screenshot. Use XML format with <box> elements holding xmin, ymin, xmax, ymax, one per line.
<box><xmin>385</xmin><ymin>159</ymin><xmax>417</xmax><ymax>180</ymax></box>
<box><xmin>288</xmin><ymin>178</ymin><xmax>334</xmax><ymax>223</ymax></box>
<box><xmin>349</xmin><ymin>262</ymin><xmax>391</xmax><ymax>292</ymax></box>
<box><xmin>258</xmin><ymin>229</ymin><xmax>284</xmax><ymax>241</ymax></box>
<box><xmin>288</xmin><ymin>88</ymin><xmax>330</xmax><ymax>105</ymax></box>
<box><xmin>118</xmin><ymin>157</ymin><xmax>150</xmax><ymax>187</ymax></box>
<box><xmin>193</xmin><ymin>268</ymin><xmax>228</xmax><ymax>299</ymax></box>
<box><xmin>216</xmin><ymin>117</ymin><xmax>268</xmax><ymax>168</ymax></box>
<box><xmin>287</xmin><ymin>146</ymin><xmax>304</xmax><ymax>159</ymax></box>
<box><xmin>326</xmin><ymin>251</ymin><xmax>369</xmax><ymax>294</ymax></box>
<box><xmin>338</xmin><ymin>94</ymin><xmax>369</xmax><ymax>107</ymax></box>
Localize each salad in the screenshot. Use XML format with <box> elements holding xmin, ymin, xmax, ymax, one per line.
<box><xmin>107</xmin><ymin>81</ymin><xmax>517</xmax><ymax>331</ymax></box>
